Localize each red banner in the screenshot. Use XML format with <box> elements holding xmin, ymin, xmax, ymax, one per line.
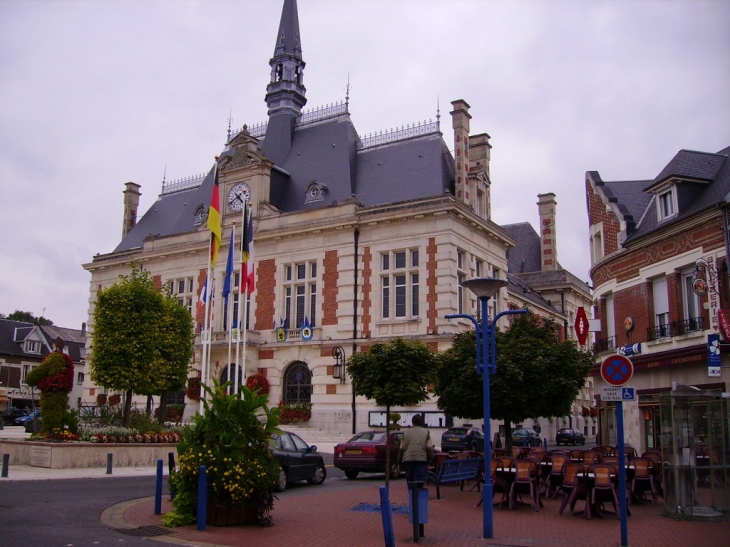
<box><xmin>718</xmin><ymin>309</ymin><xmax>730</xmax><ymax>341</ymax></box>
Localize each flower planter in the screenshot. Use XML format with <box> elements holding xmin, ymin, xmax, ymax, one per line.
<box><xmin>207</xmin><ymin>500</ymin><xmax>258</xmax><ymax>526</ymax></box>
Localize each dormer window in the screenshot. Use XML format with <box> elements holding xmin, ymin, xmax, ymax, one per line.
<box><xmin>24</xmin><ymin>340</ymin><xmax>41</xmax><ymax>354</ymax></box>
<box><xmin>657</xmin><ymin>188</ymin><xmax>677</xmax><ymax>221</ymax></box>
<box><xmin>304</xmin><ymin>181</ymin><xmax>327</xmax><ymax>204</ymax></box>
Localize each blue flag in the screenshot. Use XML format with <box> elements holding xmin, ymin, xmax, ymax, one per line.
<box><xmin>222</xmin><ymin>227</ymin><xmax>235</xmax><ymax>301</ymax></box>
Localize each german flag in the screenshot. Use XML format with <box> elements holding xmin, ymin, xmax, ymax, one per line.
<box><xmin>207</xmin><ymin>165</ymin><xmax>222</xmax><ymax>268</ymax></box>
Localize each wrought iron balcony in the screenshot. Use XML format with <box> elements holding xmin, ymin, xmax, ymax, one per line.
<box><xmin>646</xmin><ymin>316</ymin><xmax>704</xmax><ymax>342</ymax></box>
<box><xmin>593</xmin><ymin>335</ymin><xmax>616</xmax><ymax>354</ymax></box>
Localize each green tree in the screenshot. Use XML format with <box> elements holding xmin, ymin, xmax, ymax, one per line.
<box><xmin>2</xmin><ymin>310</ymin><xmax>54</xmax><ymax>325</ymax></box>
<box><xmin>346</xmin><ymin>337</ymin><xmax>439</xmax><ymax>489</ymax></box>
<box><xmin>436</xmin><ymin>313</ymin><xmax>592</xmax><ymax>451</ymax></box>
<box><xmin>90</xmin><ymin>268</ymin><xmax>193</xmax><ymax>425</ymax></box>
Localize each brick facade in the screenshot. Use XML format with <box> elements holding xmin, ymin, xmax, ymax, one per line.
<box><xmin>322</xmin><ymin>250</ymin><xmax>338</xmax><ymax>326</ymax></box>
<box><xmin>254</xmin><ymin>258</ymin><xmax>276</xmax><ymax>331</ymax></box>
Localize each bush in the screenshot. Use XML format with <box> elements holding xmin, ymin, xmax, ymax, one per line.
<box><xmin>164</xmin><ymin>381</ymin><xmax>281</xmax><ymax>527</ymax></box>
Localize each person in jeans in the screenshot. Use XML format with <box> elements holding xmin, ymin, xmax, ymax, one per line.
<box><xmin>398</xmin><ymin>414</ymin><xmax>434</xmax><ymax>489</ymax></box>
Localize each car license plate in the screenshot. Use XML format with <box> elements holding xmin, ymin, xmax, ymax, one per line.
<box><xmin>449</xmin><ymin>437</ymin><xmax>459</xmax><ymax>442</ymax></box>
<box><xmin>345</xmin><ymin>449</ymin><xmax>361</xmax><ymax>455</ymax></box>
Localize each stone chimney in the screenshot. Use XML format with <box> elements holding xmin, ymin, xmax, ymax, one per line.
<box><xmin>468</xmin><ymin>132</ymin><xmax>492</xmax><ymax>219</ymax></box>
<box><xmin>122</xmin><ymin>182</ymin><xmax>141</xmax><ymax>238</ymax></box>
<box><xmin>538</xmin><ymin>193</ymin><xmax>558</xmax><ymax>271</ymax></box>
<box><xmin>450</xmin><ymin>99</ymin><xmax>472</xmax><ymax>208</ymax></box>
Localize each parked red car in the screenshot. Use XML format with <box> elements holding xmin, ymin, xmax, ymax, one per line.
<box><xmin>334</xmin><ymin>430</ymin><xmax>403</xmax><ymax>480</ymax></box>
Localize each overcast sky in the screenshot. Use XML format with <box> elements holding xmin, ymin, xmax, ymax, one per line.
<box><xmin>1</xmin><ymin>0</ymin><xmax>729</xmax><ymax>329</ymax></box>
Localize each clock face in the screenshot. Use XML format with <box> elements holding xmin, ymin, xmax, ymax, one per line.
<box><xmin>227</xmin><ymin>183</ymin><xmax>250</xmax><ymax>212</ymax></box>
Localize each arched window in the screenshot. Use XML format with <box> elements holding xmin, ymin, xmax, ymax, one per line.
<box><xmin>282</xmin><ymin>361</ymin><xmax>312</xmax><ymax>405</ymax></box>
<box><xmin>219</xmin><ymin>364</ymin><xmax>244</xmax><ymax>394</ymax></box>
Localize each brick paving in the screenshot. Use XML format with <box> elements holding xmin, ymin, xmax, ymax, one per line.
<box><xmin>119</xmin><ymin>481</ymin><xmax>730</xmax><ymax>547</ymax></box>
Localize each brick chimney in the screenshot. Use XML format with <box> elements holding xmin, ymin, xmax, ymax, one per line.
<box><xmin>450</xmin><ymin>99</ymin><xmax>472</xmax><ymax>208</ymax></box>
<box><xmin>538</xmin><ymin>192</ymin><xmax>558</xmax><ymax>271</ymax></box>
<box><xmin>122</xmin><ymin>182</ymin><xmax>141</xmax><ymax>238</ymax></box>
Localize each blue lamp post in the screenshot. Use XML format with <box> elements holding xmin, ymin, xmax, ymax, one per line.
<box><xmin>446</xmin><ymin>278</ymin><xmax>526</xmax><ymax>539</ymax></box>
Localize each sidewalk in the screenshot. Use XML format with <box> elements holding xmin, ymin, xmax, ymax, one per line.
<box><xmin>106</xmin><ymin>478</ymin><xmax>729</xmax><ymax>547</ymax></box>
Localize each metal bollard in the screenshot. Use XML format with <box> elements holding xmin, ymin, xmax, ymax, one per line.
<box><xmin>155</xmin><ymin>459</ymin><xmax>164</xmax><ymax>514</ymax></box>
<box><xmin>379</xmin><ymin>486</ymin><xmax>395</xmax><ymax>547</ymax></box>
<box><xmin>168</xmin><ymin>452</ymin><xmax>176</xmax><ymax>501</ymax></box>
<box><xmin>2</xmin><ymin>454</ymin><xmax>9</xmax><ymax>478</ymax></box>
<box><xmin>106</xmin><ymin>453</ymin><xmax>113</xmax><ymax>474</ymax></box>
<box><xmin>197</xmin><ymin>466</ymin><xmax>207</xmax><ymax>531</ymax></box>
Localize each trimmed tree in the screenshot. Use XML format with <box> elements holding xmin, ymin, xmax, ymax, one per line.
<box><xmin>90</xmin><ymin>268</ymin><xmax>193</xmax><ymax>425</ymax></box>
<box><xmin>346</xmin><ymin>337</ymin><xmax>439</xmax><ymax>490</ymax></box>
<box><xmin>436</xmin><ymin>313</ymin><xmax>592</xmax><ymax>451</ymax></box>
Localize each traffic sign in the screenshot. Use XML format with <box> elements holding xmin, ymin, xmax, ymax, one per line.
<box><xmin>601</xmin><ymin>386</ymin><xmax>636</xmax><ymax>401</ymax></box>
<box><xmin>600</xmin><ymin>355</ymin><xmax>634</xmax><ymax>387</ymax></box>
<box><xmin>575</xmin><ymin>307</ymin><xmax>589</xmax><ymax>346</ymax></box>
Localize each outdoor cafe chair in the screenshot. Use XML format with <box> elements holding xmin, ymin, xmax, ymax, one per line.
<box><xmin>590</xmin><ymin>463</ymin><xmax>621</xmax><ymax>519</ymax></box>
<box><xmin>545</xmin><ymin>453</ymin><xmax>568</xmax><ymax>500</ymax></box>
<box><xmin>581</xmin><ymin>450</ymin><xmax>602</xmax><ymax>465</ymax></box>
<box><xmin>630</xmin><ymin>457</ymin><xmax>658</xmax><ymax>504</ymax></box>
<box><xmin>508</xmin><ymin>458</ymin><xmax>543</xmax><ymax>511</ymax></box>
<box><xmin>558</xmin><ymin>462</ymin><xmax>588</xmax><ymax>516</ymax></box>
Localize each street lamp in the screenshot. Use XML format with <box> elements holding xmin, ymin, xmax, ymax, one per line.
<box><xmin>446</xmin><ymin>277</ymin><xmax>526</xmax><ymax>539</ymax></box>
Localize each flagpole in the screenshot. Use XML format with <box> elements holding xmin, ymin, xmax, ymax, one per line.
<box><xmin>234</xmin><ymin>200</ymin><xmax>246</xmax><ymax>393</ymax></box>
<box><xmin>224</xmin><ymin>224</ymin><xmax>236</xmax><ymax>394</ymax></box>
<box><xmin>200</xmin><ymin>158</ymin><xmax>222</xmax><ymax>414</ymax></box>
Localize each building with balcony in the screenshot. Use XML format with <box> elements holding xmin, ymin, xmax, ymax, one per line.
<box><xmin>81</xmin><ymin>0</ymin><xmax>592</xmax><ymax>435</ymax></box>
<box><xmin>586</xmin><ymin>144</ymin><xmax>730</xmax><ymax>453</ymax></box>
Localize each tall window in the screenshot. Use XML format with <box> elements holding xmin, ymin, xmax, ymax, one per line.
<box><xmin>606</xmin><ymin>294</ymin><xmax>616</xmax><ymax>349</ymax></box>
<box><xmin>169</xmin><ymin>276</ymin><xmax>194</xmax><ymax>314</ymax></box>
<box><xmin>283</xmin><ymin>261</ymin><xmax>318</xmax><ymax>329</ymax></box>
<box><xmin>682</xmin><ymin>270</ymin><xmax>702</xmax><ymax>331</ymax></box>
<box><xmin>653</xmin><ymin>276</ymin><xmax>670</xmax><ymax>337</ymax></box>
<box><xmin>381</xmin><ymin>249</ymin><xmax>420</xmax><ymax>319</ymax></box>
<box><xmin>456</xmin><ymin>250</ymin><xmax>467</xmax><ymax>314</ymax></box>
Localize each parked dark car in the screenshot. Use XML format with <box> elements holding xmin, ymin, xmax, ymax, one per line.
<box><xmin>334</xmin><ymin>430</ymin><xmax>403</xmax><ymax>480</ymax></box>
<box><xmin>511</xmin><ymin>428</ymin><xmax>541</xmax><ymax>447</ymax></box>
<box><xmin>270</xmin><ymin>431</ymin><xmax>326</xmax><ymax>492</ymax></box>
<box><xmin>555</xmin><ymin>428</ymin><xmax>585</xmax><ymax>446</ymax></box>
<box><xmin>14</xmin><ymin>408</ymin><xmax>40</xmax><ymax>426</ymax></box>
<box><xmin>440</xmin><ymin>426</ymin><xmax>485</xmax><ymax>452</ymax></box>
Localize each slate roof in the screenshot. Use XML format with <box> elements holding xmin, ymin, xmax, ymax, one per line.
<box><xmin>502</xmin><ymin>222</ymin><xmax>541</xmax><ymax>274</ymax></box>
<box><xmin>0</xmin><ymin>319</ymin><xmax>86</xmax><ymax>363</ymax></box>
<box><xmin>507</xmin><ymin>273</ymin><xmax>563</xmax><ymax>316</ymax></box>
<box><xmin>0</xmin><ymin>319</ymin><xmax>40</xmax><ymax>360</ymax></box>
<box><xmin>625</xmin><ymin>147</ymin><xmax>729</xmax><ymax>244</ymax></box>
<box><xmin>114</xmin><ymin>110</ymin><xmax>454</xmax><ymax>253</ymax></box>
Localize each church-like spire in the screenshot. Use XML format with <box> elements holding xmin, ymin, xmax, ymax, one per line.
<box><xmin>263</xmin><ymin>0</ymin><xmax>307</xmax><ymax>164</ymax></box>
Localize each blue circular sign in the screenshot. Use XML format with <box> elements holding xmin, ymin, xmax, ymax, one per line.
<box><xmin>600</xmin><ymin>355</ymin><xmax>634</xmax><ymax>386</ymax></box>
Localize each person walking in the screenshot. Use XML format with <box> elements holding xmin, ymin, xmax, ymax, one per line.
<box><xmin>398</xmin><ymin>414</ymin><xmax>434</xmax><ymax>489</ymax></box>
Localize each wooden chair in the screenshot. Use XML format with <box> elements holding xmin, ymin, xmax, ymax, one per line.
<box><xmin>570</xmin><ymin>449</ymin><xmax>584</xmax><ymax>461</ymax></box>
<box><xmin>624</xmin><ymin>445</ymin><xmax>638</xmax><ymax>461</ymax></box>
<box><xmin>591</xmin><ymin>464</ymin><xmax>621</xmax><ymax>519</ymax></box>
<box><xmin>508</xmin><ymin>458</ymin><xmax>543</xmax><ymax>511</ymax></box>
<box><xmin>631</xmin><ymin>457</ymin><xmax>658</xmax><ymax>504</ymax></box>
<box><xmin>545</xmin><ymin>453</ymin><xmax>568</xmax><ymax>500</ymax></box>
<box><xmin>581</xmin><ymin>450</ymin><xmax>602</xmax><ymax>465</ymax></box>
<box><xmin>477</xmin><ymin>459</ymin><xmax>509</xmax><ymax>508</ymax></box>
<box><xmin>558</xmin><ymin>463</ymin><xmax>587</xmax><ymax>516</ymax></box>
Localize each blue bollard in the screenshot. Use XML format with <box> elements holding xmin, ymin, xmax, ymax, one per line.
<box><xmin>154</xmin><ymin>459</ymin><xmax>163</xmax><ymax>515</ymax></box>
<box><xmin>379</xmin><ymin>486</ymin><xmax>395</xmax><ymax>547</ymax></box>
<box><xmin>2</xmin><ymin>453</ymin><xmax>9</xmax><ymax>478</ymax></box>
<box><xmin>197</xmin><ymin>466</ymin><xmax>207</xmax><ymax>531</ymax></box>
<box><xmin>106</xmin><ymin>453</ymin><xmax>113</xmax><ymax>474</ymax></box>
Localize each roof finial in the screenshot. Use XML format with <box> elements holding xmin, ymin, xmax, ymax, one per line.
<box><xmin>227</xmin><ymin>108</ymin><xmax>233</xmax><ymax>142</ymax></box>
<box><xmin>345</xmin><ymin>73</ymin><xmax>351</xmax><ymax>111</ymax></box>
<box><xmin>436</xmin><ymin>94</ymin><xmax>441</xmax><ymax>130</ymax></box>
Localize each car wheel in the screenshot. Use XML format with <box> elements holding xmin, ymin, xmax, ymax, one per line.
<box><xmin>388</xmin><ymin>462</ymin><xmax>401</xmax><ymax>480</ymax></box>
<box><xmin>344</xmin><ymin>469</ymin><xmax>359</xmax><ymax>480</ymax></box>
<box><xmin>274</xmin><ymin>467</ymin><xmax>288</xmax><ymax>492</ymax></box>
<box><xmin>307</xmin><ymin>462</ymin><xmax>327</xmax><ymax>485</ymax></box>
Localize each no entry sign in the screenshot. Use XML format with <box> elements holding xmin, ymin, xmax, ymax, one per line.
<box><xmin>600</xmin><ymin>355</ymin><xmax>634</xmax><ymax>387</ymax></box>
